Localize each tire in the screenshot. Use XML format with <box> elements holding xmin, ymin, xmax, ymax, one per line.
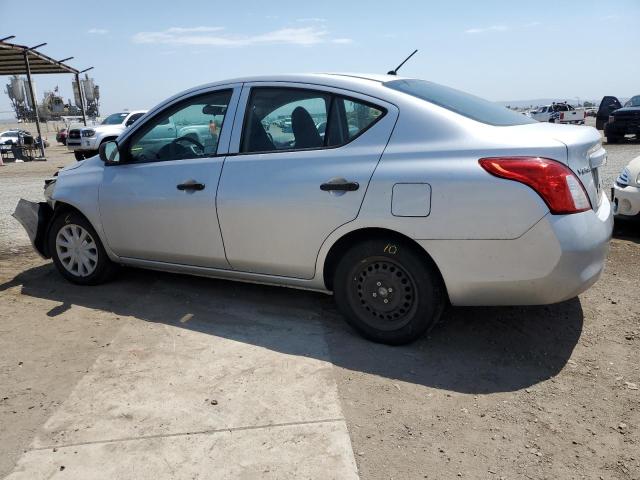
<box><xmin>48</xmin><ymin>210</ymin><xmax>118</xmax><ymax>285</ymax></box>
<box><xmin>333</xmin><ymin>238</ymin><xmax>446</xmax><ymax>345</ymax></box>
<box><xmin>606</xmin><ymin>134</ymin><xmax>620</xmax><ymax>144</ymax></box>
<box><xmin>74</xmin><ymin>151</ymin><xmax>85</xmax><ymax>161</ymax></box>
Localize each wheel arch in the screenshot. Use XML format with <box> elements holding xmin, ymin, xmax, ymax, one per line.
<box><xmin>47</xmin><ymin>201</ymin><xmax>114</xmax><ymax>260</ymax></box>
<box><xmin>321</xmin><ymin>227</ymin><xmax>448</xmax><ymax>300</ymax></box>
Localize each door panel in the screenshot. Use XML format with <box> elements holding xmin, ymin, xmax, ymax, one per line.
<box><xmin>98</xmin><ymin>86</ymin><xmax>240</xmax><ymax>268</ymax></box>
<box><xmin>217</xmin><ymin>84</ymin><xmax>398</xmax><ymax>279</ymax></box>
<box><xmin>99</xmin><ymin>158</ymin><xmax>228</xmax><ymax>267</ymax></box>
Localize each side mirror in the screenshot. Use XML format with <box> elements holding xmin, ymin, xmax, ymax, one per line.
<box><xmin>99</xmin><ymin>140</ymin><xmax>120</xmax><ymax>165</ymax></box>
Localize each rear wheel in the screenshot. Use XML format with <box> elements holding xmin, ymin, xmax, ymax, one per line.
<box><xmin>48</xmin><ymin>211</ymin><xmax>118</xmax><ymax>285</ymax></box>
<box><xmin>606</xmin><ymin>133</ymin><xmax>621</xmax><ymax>144</ymax></box>
<box><xmin>333</xmin><ymin>239</ymin><xmax>445</xmax><ymax>345</ymax></box>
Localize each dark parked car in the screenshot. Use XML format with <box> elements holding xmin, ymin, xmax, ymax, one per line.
<box><xmin>56</xmin><ymin>128</ymin><xmax>68</xmax><ymax>145</ymax></box>
<box><xmin>596</xmin><ymin>95</ymin><xmax>640</xmax><ymax>143</ymax></box>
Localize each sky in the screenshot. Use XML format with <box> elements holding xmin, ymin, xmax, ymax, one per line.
<box><xmin>1</xmin><ymin>0</ymin><xmax>639</xmax><ymax>118</ymax></box>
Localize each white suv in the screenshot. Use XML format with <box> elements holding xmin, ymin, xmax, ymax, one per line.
<box><xmin>67</xmin><ymin>110</ymin><xmax>147</xmax><ymax>160</ymax></box>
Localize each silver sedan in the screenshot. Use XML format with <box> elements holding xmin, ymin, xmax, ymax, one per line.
<box><xmin>14</xmin><ymin>73</ymin><xmax>613</xmax><ymax>344</ymax></box>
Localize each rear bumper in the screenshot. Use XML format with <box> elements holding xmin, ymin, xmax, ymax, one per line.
<box><xmin>418</xmin><ymin>194</ymin><xmax>613</xmax><ymax>306</ymax></box>
<box><xmin>613</xmin><ymin>183</ymin><xmax>640</xmax><ymax>218</ymax></box>
<box><xmin>12</xmin><ymin>199</ymin><xmax>53</xmax><ymax>258</ymax></box>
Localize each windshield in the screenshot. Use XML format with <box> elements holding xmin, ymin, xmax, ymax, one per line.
<box><xmin>624</xmin><ymin>95</ymin><xmax>640</xmax><ymax>108</ymax></box>
<box><xmin>101</xmin><ymin>112</ymin><xmax>129</xmax><ymax>125</ymax></box>
<box><xmin>385</xmin><ymin>79</ymin><xmax>536</xmax><ymax>126</ymax></box>
<box><xmin>1</xmin><ymin>132</ymin><xmax>17</xmax><ymax>137</ymax></box>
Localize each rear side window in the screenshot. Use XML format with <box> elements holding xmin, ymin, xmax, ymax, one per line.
<box><xmin>385</xmin><ymin>79</ymin><xmax>536</xmax><ymax>126</ymax></box>
<box><xmin>326</xmin><ymin>98</ymin><xmax>383</xmax><ymax>146</ymax></box>
<box><xmin>240</xmin><ymin>87</ymin><xmax>385</xmax><ymax>154</ymax></box>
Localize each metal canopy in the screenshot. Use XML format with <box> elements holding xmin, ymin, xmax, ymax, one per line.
<box><xmin>0</xmin><ymin>40</ymin><xmax>79</xmax><ymax>75</ymax></box>
<box><xmin>0</xmin><ymin>37</ymin><xmax>90</xmax><ymax>160</ymax></box>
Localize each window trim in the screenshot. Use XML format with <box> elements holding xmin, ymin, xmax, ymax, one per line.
<box><xmin>115</xmin><ymin>88</ymin><xmax>235</xmax><ymax>165</ymax></box>
<box><xmin>237</xmin><ymin>86</ymin><xmax>387</xmax><ymax>156</ymax></box>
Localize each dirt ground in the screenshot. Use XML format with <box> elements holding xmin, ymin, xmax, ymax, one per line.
<box><xmin>0</xmin><ymin>122</ymin><xmax>639</xmax><ymax>479</ymax></box>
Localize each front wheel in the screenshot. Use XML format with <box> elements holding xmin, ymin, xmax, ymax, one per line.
<box><xmin>74</xmin><ymin>151</ymin><xmax>85</xmax><ymax>161</ymax></box>
<box><xmin>48</xmin><ymin>211</ymin><xmax>118</xmax><ymax>285</ymax></box>
<box><xmin>333</xmin><ymin>239</ymin><xmax>445</xmax><ymax>345</ymax></box>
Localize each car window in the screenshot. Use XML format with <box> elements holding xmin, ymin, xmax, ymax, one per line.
<box><xmin>240</xmin><ymin>88</ymin><xmax>385</xmax><ymax>154</ymax></box>
<box><xmin>241</xmin><ymin>88</ymin><xmax>330</xmax><ymax>153</ymax></box>
<box><xmin>127</xmin><ymin>90</ymin><xmax>232</xmax><ymax>163</ymax></box>
<box><xmin>326</xmin><ymin>97</ymin><xmax>384</xmax><ymax>146</ymax></box>
<box><xmin>386</xmin><ymin>79</ymin><xmax>536</xmax><ymax>126</ymax></box>
<box><xmin>624</xmin><ymin>95</ymin><xmax>640</xmax><ymax>107</ymax></box>
<box><xmin>125</xmin><ymin>113</ymin><xmax>145</xmax><ymax>127</ymax></box>
<box><xmin>102</xmin><ymin>112</ymin><xmax>129</xmax><ymax>125</ymax></box>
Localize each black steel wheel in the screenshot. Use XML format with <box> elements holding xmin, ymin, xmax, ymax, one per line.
<box><xmin>349</xmin><ymin>256</ymin><xmax>418</xmax><ymax>331</ymax></box>
<box><xmin>333</xmin><ymin>238</ymin><xmax>445</xmax><ymax>345</ymax></box>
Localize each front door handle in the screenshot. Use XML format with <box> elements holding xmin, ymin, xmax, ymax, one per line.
<box><xmin>177</xmin><ymin>181</ymin><xmax>205</xmax><ymax>191</ymax></box>
<box><xmin>320</xmin><ymin>180</ymin><xmax>359</xmax><ymax>192</ymax></box>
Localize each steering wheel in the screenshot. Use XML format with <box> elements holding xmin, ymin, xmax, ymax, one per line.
<box><xmin>173</xmin><ymin>135</ymin><xmax>204</xmax><ymax>152</ymax></box>
<box><xmin>156</xmin><ymin>135</ymin><xmax>205</xmax><ymax>161</ymax></box>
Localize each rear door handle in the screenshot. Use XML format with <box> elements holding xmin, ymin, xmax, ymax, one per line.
<box><xmin>177</xmin><ymin>181</ymin><xmax>205</xmax><ymax>191</ymax></box>
<box><xmin>320</xmin><ymin>181</ymin><xmax>359</xmax><ymax>192</ymax></box>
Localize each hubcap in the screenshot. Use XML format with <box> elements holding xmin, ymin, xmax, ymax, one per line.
<box><xmin>349</xmin><ymin>257</ymin><xmax>417</xmax><ymax>331</ymax></box>
<box><xmin>55</xmin><ymin>224</ymin><xmax>98</xmax><ymax>277</ymax></box>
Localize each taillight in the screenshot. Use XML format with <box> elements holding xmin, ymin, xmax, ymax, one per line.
<box><xmin>560</xmin><ymin>112</ymin><xmax>565</xmax><ymax>120</ymax></box>
<box><xmin>479</xmin><ymin>157</ymin><xmax>591</xmax><ymax>214</ymax></box>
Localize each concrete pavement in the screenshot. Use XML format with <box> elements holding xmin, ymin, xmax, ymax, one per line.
<box><xmin>4</xmin><ymin>274</ymin><xmax>359</xmax><ymax>479</ymax></box>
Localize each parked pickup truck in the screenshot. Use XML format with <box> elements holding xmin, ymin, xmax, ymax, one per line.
<box><xmin>529</xmin><ymin>103</ymin><xmax>585</xmax><ymax>124</ymax></box>
<box><xmin>67</xmin><ymin>111</ymin><xmax>147</xmax><ymax>160</ymax></box>
<box><xmin>596</xmin><ymin>95</ymin><xmax>640</xmax><ymax>143</ymax></box>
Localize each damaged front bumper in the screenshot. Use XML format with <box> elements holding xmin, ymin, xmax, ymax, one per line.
<box><xmin>12</xmin><ymin>199</ymin><xmax>54</xmax><ymax>258</ymax></box>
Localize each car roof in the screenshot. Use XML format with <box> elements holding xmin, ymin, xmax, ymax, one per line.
<box><xmin>146</xmin><ymin>73</ymin><xmax>413</xmax><ymax>118</ymax></box>
<box><xmin>177</xmin><ymin>73</ymin><xmax>412</xmax><ymax>98</ymax></box>
<box><xmin>208</xmin><ymin>72</ymin><xmax>409</xmax><ymax>84</ymax></box>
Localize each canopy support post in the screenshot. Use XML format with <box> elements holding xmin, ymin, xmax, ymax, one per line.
<box><xmin>23</xmin><ymin>50</ymin><xmax>45</xmax><ymax>159</ymax></box>
<box><xmin>75</xmin><ymin>73</ymin><xmax>87</xmax><ymax>126</ymax></box>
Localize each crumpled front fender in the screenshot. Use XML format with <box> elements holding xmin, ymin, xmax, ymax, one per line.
<box><xmin>12</xmin><ymin>199</ymin><xmax>54</xmax><ymax>258</ymax></box>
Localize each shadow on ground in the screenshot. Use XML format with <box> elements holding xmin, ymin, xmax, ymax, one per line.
<box><xmin>613</xmin><ymin>217</ymin><xmax>640</xmax><ymax>244</ymax></box>
<box><xmin>1</xmin><ymin>262</ymin><xmax>585</xmax><ymax>394</ymax></box>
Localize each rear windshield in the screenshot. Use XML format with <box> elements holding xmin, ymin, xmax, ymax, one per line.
<box><xmin>385</xmin><ymin>79</ymin><xmax>536</xmax><ymax>126</ymax></box>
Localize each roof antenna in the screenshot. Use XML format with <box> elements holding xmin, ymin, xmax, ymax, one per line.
<box><xmin>387</xmin><ymin>49</ymin><xmax>418</xmax><ymax>75</ymax></box>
